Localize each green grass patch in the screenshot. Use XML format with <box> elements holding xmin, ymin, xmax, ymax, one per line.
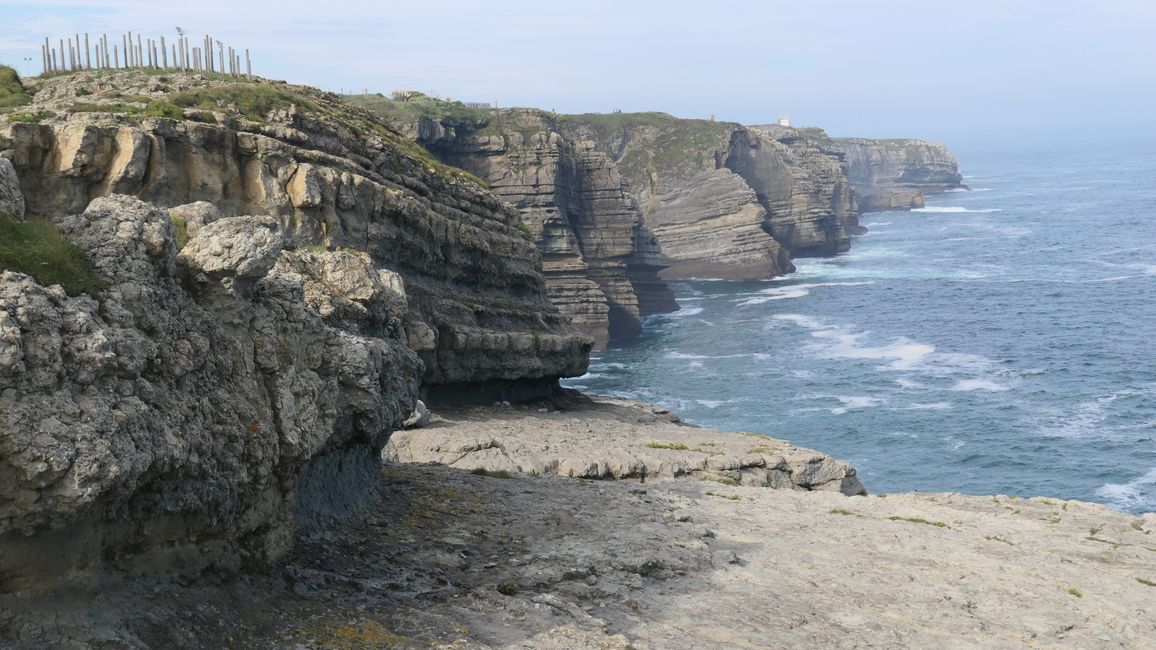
<box><xmin>6</xmin><ymin>109</ymin><xmax>54</xmax><ymax>123</ymax></box>
<box><xmin>496</xmin><ymin>580</ymin><xmax>520</xmax><ymax>596</ymax></box>
<box><xmin>169</xmin><ymin>84</ymin><xmax>318</xmax><ymax>121</ymax></box>
<box><xmin>1136</xmin><ymin>577</ymin><xmax>1156</xmax><ymax>587</ymax></box>
<box><xmin>984</xmin><ymin>534</ymin><xmax>1014</xmax><ymax>546</ymax></box>
<box><xmin>887</xmin><ymin>515</ymin><xmax>951</xmax><ymax>529</ymax></box>
<box><xmin>470</xmin><ymin>468</ymin><xmax>513</xmax><ymax>479</ymax></box>
<box><xmin>645</xmin><ymin>442</ymin><xmax>689</xmax><ymax>451</ymax></box>
<box><xmin>170</xmin><ymin>216</ymin><xmax>189</xmax><ymax>249</ymax></box>
<box><xmin>1066</xmin><ymin>587</ymin><xmax>1083</xmax><ymax>598</ymax></box>
<box><xmin>0</xmin><ymin>213</ymin><xmax>103</xmax><ymax>296</ymax></box>
<box><xmin>830</xmin><ymin>508</ymin><xmax>856</xmax><ymax>516</ymax></box>
<box><xmin>0</xmin><ymin>66</ymin><xmax>31</xmax><ymax>109</ymax></box>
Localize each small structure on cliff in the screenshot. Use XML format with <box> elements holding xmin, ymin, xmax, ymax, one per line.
<box><xmin>778</xmin><ymin>115</ymin><xmax>791</xmax><ymax>127</ymax></box>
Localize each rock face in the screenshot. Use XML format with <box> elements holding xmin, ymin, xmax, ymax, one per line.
<box><xmin>834</xmin><ymin>137</ymin><xmax>965</xmax><ymax>211</ymax></box>
<box><xmin>385</xmin><ymin>107</ymin><xmax>677</xmax><ymax>348</ymax></box>
<box><xmin>0</xmin><ymin>195</ymin><xmax>421</xmax><ymax>591</ymax></box>
<box><xmin>0</xmin><ymin>70</ymin><xmax>590</xmax><ymax>401</ymax></box>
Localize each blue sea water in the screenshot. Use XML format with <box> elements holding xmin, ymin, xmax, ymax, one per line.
<box><xmin>566</xmin><ymin>130</ymin><xmax>1156</xmax><ymax>514</ymax></box>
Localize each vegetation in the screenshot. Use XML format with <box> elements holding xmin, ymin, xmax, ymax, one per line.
<box><xmin>6</xmin><ymin>109</ymin><xmax>54</xmax><ymax>123</ymax></box>
<box><xmin>704</xmin><ymin>491</ymin><xmax>741</xmax><ymax>501</ymax></box>
<box><xmin>645</xmin><ymin>442</ymin><xmax>689</xmax><ymax>451</ymax></box>
<box><xmin>0</xmin><ymin>213</ymin><xmax>103</xmax><ymax>296</ymax></box>
<box><xmin>830</xmin><ymin>508</ymin><xmax>856</xmax><ymax>516</ymax></box>
<box><xmin>1136</xmin><ymin>577</ymin><xmax>1156</xmax><ymax>587</ymax></box>
<box><xmin>169</xmin><ymin>84</ymin><xmax>318</xmax><ymax>121</ymax></box>
<box><xmin>68</xmin><ymin>99</ymin><xmax>183</xmax><ymax>120</ymax></box>
<box><xmin>698</xmin><ymin>475</ymin><xmax>739</xmax><ymax>486</ymax></box>
<box><xmin>496</xmin><ymin>580</ymin><xmax>521</xmax><ymax>596</ymax></box>
<box><xmin>1066</xmin><ymin>587</ymin><xmax>1083</xmax><ymax>598</ymax></box>
<box><xmin>170</xmin><ymin>215</ymin><xmax>190</xmax><ymax>249</ymax></box>
<box><xmin>0</xmin><ymin>66</ymin><xmax>31</xmax><ymax>109</ymax></box>
<box><xmin>984</xmin><ymin>534</ymin><xmax>1014</xmax><ymax>546</ymax></box>
<box><xmin>887</xmin><ymin>515</ymin><xmax>951</xmax><ymax>529</ymax></box>
<box><xmin>471</xmin><ymin>468</ymin><xmax>513</xmax><ymax>479</ymax></box>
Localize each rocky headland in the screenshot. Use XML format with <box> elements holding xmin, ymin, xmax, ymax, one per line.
<box><xmin>4</xmin><ymin>68</ymin><xmax>1143</xmax><ymax>650</ymax></box>
<box><xmin>354</xmin><ymin>94</ymin><xmax>963</xmax><ymax>347</ymax></box>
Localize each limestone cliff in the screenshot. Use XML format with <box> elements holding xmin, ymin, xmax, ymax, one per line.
<box><xmin>1</xmin><ymin>71</ymin><xmax>591</xmax><ymax>401</ymax></box>
<box><xmin>352</xmin><ymin>96</ymin><xmax>677</xmax><ymax>348</ymax></box>
<box><xmin>562</xmin><ymin>116</ymin><xmax>861</xmax><ymax>274</ymax></box>
<box><xmin>0</xmin><ymin>70</ymin><xmax>592</xmax><ymax>592</ymax></box>
<box><xmin>834</xmin><ymin>137</ymin><xmax>965</xmax><ymax>211</ymax></box>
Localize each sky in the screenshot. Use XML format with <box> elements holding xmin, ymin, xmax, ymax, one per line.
<box><xmin>2</xmin><ymin>0</ymin><xmax>1155</xmax><ymax>141</ymax></box>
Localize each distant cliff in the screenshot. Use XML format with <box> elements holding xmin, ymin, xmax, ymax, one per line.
<box><xmin>834</xmin><ymin>138</ymin><xmax>965</xmax><ymax>211</ymax></box>
<box><xmin>352</xmin><ymin>94</ymin><xmax>965</xmax><ymax>336</ymax></box>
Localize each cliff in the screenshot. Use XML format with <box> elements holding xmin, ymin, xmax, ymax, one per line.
<box><xmin>0</xmin><ymin>69</ymin><xmax>589</xmax><ymax>595</ymax></box>
<box><xmin>349</xmin><ymin>94</ymin><xmax>677</xmax><ymax>348</ymax></box>
<box><xmin>834</xmin><ymin>137</ymin><xmax>965</xmax><ymax>211</ymax></box>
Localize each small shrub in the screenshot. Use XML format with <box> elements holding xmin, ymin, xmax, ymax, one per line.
<box><xmin>170</xmin><ymin>216</ymin><xmax>189</xmax><ymax>248</ymax></box>
<box><xmin>0</xmin><ymin>213</ymin><xmax>103</xmax><ymax>296</ymax></box>
<box><xmin>496</xmin><ymin>580</ymin><xmax>520</xmax><ymax>596</ymax></box>
<box><xmin>470</xmin><ymin>468</ymin><xmax>513</xmax><ymax>479</ymax></box>
<box><xmin>1066</xmin><ymin>587</ymin><xmax>1083</xmax><ymax>598</ymax></box>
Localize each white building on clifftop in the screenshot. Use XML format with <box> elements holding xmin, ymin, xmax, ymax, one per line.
<box><xmin>778</xmin><ymin>115</ymin><xmax>791</xmax><ymax>127</ymax></box>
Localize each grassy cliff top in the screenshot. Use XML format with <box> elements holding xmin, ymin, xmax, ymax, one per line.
<box><xmin>0</xmin><ymin>68</ymin><xmax>486</xmax><ymax>188</ymax></box>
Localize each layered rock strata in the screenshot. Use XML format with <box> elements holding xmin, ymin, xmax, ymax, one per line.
<box><xmin>834</xmin><ymin>137</ymin><xmax>965</xmax><ymax>211</ymax></box>
<box><xmin>0</xmin><ymin>70</ymin><xmax>590</xmax><ymax>401</ymax></box>
<box><xmin>385</xmin><ymin>107</ymin><xmax>677</xmax><ymax>347</ymax></box>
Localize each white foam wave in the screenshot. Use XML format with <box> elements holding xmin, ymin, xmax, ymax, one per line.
<box><xmin>773</xmin><ymin>314</ymin><xmax>1011</xmax><ymax>388</ymax></box>
<box><xmin>913</xmin><ymin>206</ymin><xmax>1002</xmax><ymax>214</ymax></box>
<box><xmin>1096</xmin><ymin>468</ymin><xmax>1156</xmax><ymax>512</ymax></box>
<box><xmin>735</xmin><ymin>281</ymin><xmax>875</xmax><ymax>307</ymax></box>
<box><xmin>830</xmin><ymin>395</ymin><xmax>887</xmax><ymax>415</ymax></box>
<box><xmin>951</xmin><ymin>379</ymin><xmax>1008</xmax><ymax>392</ymax></box>
<box><xmin>674</xmin><ymin>306</ymin><xmax>705</xmax><ymax>317</ymax></box>
<box><xmin>863</xmin><ymin>221</ymin><xmax>893</xmax><ymax>227</ymax></box>
<box><xmin>904</xmin><ymin>402</ymin><xmax>953</xmax><ymax>410</ymax></box>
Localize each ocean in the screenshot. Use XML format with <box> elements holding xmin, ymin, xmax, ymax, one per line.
<box><xmin>566</xmin><ymin>130</ymin><xmax>1156</xmax><ymax>514</ymax></box>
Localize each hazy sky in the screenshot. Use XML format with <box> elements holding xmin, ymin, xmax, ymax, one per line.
<box><xmin>2</xmin><ymin>0</ymin><xmax>1154</xmax><ymax>140</ymax></box>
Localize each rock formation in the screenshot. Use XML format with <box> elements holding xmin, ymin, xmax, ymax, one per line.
<box><xmin>0</xmin><ymin>195</ymin><xmax>420</xmax><ymax>591</ymax></box>
<box><xmin>1</xmin><ymin>71</ymin><xmax>591</xmax><ymax>402</ymax></box>
<box><xmin>834</xmin><ymin>137</ymin><xmax>965</xmax><ymax>211</ymax></box>
<box><xmin>375</xmin><ymin>102</ymin><xmax>677</xmax><ymax>348</ymax></box>
<box><xmin>0</xmin><ymin>70</ymin><xmax>592</xmax><ymax>593</ymax></box>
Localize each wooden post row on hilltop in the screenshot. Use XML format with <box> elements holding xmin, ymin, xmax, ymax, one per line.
<box><xmin>36</xmin><ymin>31</ymin><xmax>254</xmax><ymax>78</ymax></box>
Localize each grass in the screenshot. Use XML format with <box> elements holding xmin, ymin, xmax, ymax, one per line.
<box><xmin>170</xmin><ymin>216</ymin><xmax>190</xmax><ymax>248</ymax></box>
<box><xmin>0</xmin><ymin>213</ymin><xmax>103</xmax><ymax>296</ymax></box>
<box><xmin>6</xmin><ymin>109</ymin><xmax>54</xmax><ymax>123</ymax></box>
<box><xmin>0</xmin><ymin>66</ymin><xmax>30</xmax><ymax>109</ymax></box>
<box><xmin>1066</xmin><ymin>587</ymin><xmax>1083</xmax><ymax>598</ymax></box>
<box><xmin>704</xmin><ymin>491</ymin><xmax>741</xmax><ymax>501</ymax></box>
<box><xmin>887</xmin><ymin>515</ymin><xmax>951</xmax><ymax>529</ymax></box>
<box><xmin>645</xmin><ymin>442</ymin><xmax>689</xmax><ymax>451</ymax></box>
<box><xmin>984</xmin><ymin>534</ymin><xmax>1015</xmax><ymax>546</ymax></box>
<box><xmin>830</xmin><ymin>508</ymin><xmax>856</xmax><ymax>516</ymax></box>
<box><xmin>169</xmin><ymin>84</ymin><xmax>318</xmax><ymax>121</ymax></box>
<box><xmin>698</xmin><ymin>475</ymin><xmax>739</xmax><ymax>486</ymax></box>
<box><xmin>1136</xmin><ymin>577</ymin><xmax>1156</xmax><ymax>587</ymax></box>
<box><xmin>470</xmin><ymin>468</ymin><xmax>513</xmax><ymax>479</ymax></box>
